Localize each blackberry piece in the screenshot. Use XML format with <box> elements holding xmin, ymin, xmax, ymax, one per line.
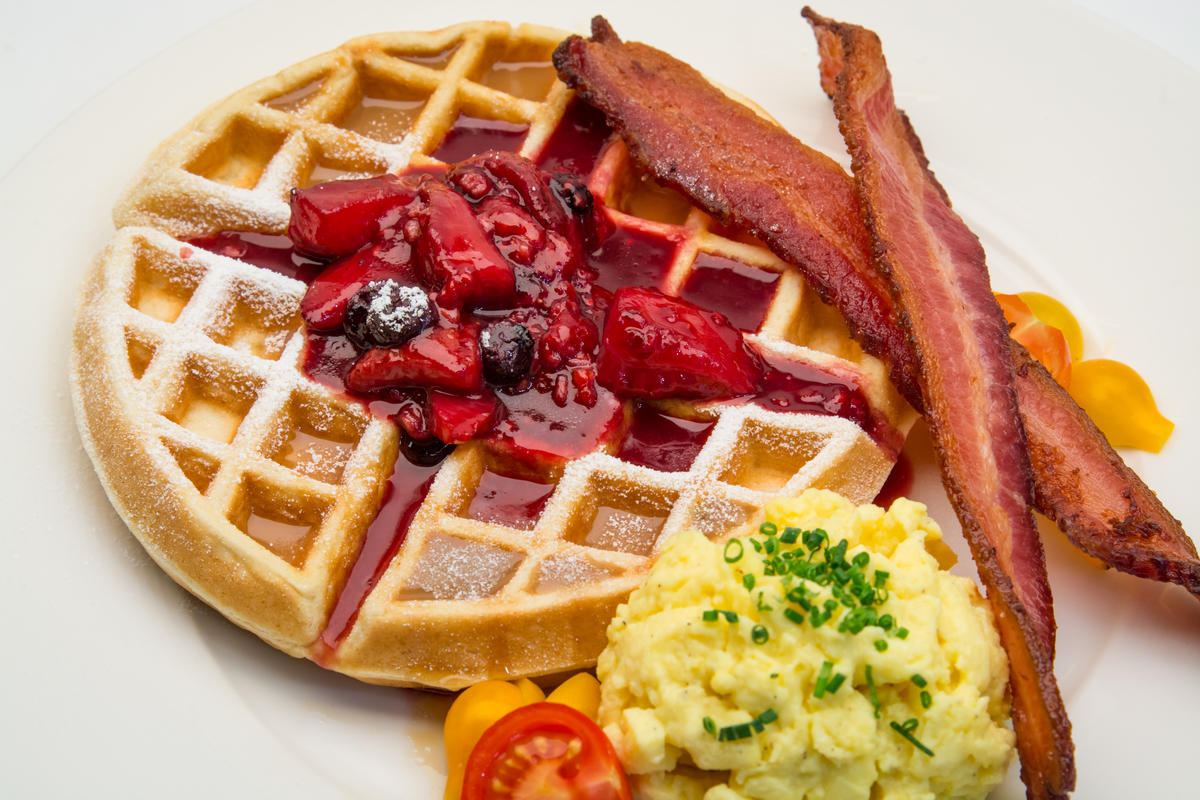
<box><xmin>550</xmin><ymin>174</ymin><xmax>594</xmax><ymax>215</ymax></box>
<box><xmin>480</xmin><ymin>321</ymin><xmax>535</xmax><ymax>385</ymax></box>
<box><xmin>343</xmin><ymin>279</ymin><xmax>435</xmax><ymax>350</ymax></box>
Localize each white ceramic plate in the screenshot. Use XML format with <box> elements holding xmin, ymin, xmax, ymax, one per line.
<box><xmin>3</xmin><ymin>0</ymin><xmax>1197</xmax><ymax>796</ymax></box>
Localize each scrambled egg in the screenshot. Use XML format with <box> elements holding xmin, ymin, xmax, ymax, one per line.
<box><xmin>597</xmin><ymin>489</ymin><xmax>1015</xmax><ymax>800</ymax></box>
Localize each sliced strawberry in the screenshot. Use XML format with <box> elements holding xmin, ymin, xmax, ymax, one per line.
<box><xmin>417</xmin><ymin>182</ymin><xmax>515</xmax><ymax>309</ymax></box>
<box><xmin>288</xmin><ymin>174</ymin><xmax>420</xmax><ymax>258</ymax></box>
<box><xmin>428</xmin><ymin>390</ymin><xmax>503</xmax><ymax>443</ymax></box>
<box><xmin>598</xmin><ymin>287</ymin><xmax>762</xmax><ymax>399</ymax></box>
<box><xmin>300</xmin><ymin>238</ymin><xmax>416</xmax><ymax>331</ymax></box>
<box><xmin>345</xmin><ymin>323</ymin><xmax>483</xmax><ymax>394</ymax></box>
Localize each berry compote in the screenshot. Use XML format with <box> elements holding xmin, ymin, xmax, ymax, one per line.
<box><xmin>190</xmin><ymin>144</ymin><xmax>884</xmax><ymax>657</ymax></box>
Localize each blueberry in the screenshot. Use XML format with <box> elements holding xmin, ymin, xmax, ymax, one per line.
<box><xmin>480</xmin><ymin>321</ymin><xmax>535</xmax><ymax>385</ymax></box>
<box><xmin>398</xmin><ymin>431</ymin><xmax>454</xmax><ymax>466</ymax></box>
<box><xmin>550</xmin><ymin>174</ymin><xmax>593</xmax><ymax>215</ymax></box>
<box><xmin>344</xmin><ymin>279</ymin><xmax>435</xmax><ymax>350</ymax></box>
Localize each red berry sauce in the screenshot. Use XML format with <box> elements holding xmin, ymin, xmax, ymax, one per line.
<box><xmin>588</xmin><ymin>225</ymin><xmax>677</xmax><ymax>294</ymax></box>
<box><xmin>678</xmin><ymin>252</ymin><xmax>780</xmax><ymax>333</ymax></box>
<box><xmin>615</xmin><ymin>403</ymin><xmax>715</xmax><ymax>472</ymax></box>
<box><xmin>536</xmin><ymin>97</ymin><xmax>612</xmax><ymax>176</ymax></box>
<box><xmin>432</xmin><ymin>115</ymin><xmax>530</xmax><ymax>163</ymax></box>
<box><xmin>466</xmin><ymin>469</ymin><xmax>557</xmax><ymax>531</ymax></box>
<box><xmin>187</xmin><ymin>230</ymin><xmax>326</xmax><ymax>283</ymax></box>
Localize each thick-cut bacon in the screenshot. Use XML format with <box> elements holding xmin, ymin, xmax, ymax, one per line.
<box><xmin>802</xmin><ymin>11</ymin><xmax>1072</xmax><ymax>797</ymax></box>
<box><xmin>551</xmin><ymin>17</ymin><xmax>1199</xmax><ymax>599</ymax></box>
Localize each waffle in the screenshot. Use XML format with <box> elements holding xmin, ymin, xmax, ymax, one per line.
<box><xmin>71</xmin><ymin>22</ymin><xmax>916</xmax><ymax>689</ymax></box>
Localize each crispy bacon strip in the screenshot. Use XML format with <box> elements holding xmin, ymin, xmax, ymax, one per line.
<box><xmin>802</xmin><ymin>11</ymin><xmax>1072</xmax><ymax>796</ymax></box>
<box><xmin>551</xmin><ymin>17</ymin><xmax>1199</xmax><ymax>599</ymax></box>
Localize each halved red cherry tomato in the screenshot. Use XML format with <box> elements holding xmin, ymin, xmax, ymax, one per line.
<box><xmin>462</xmin><ymin>702</ymin><xmax>632</xmax><ymax>800</ymax></box>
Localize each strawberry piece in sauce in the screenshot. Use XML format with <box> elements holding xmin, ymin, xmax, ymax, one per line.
<box><xmin>288</xmin><ymin>174</ymin><xmax>420</xmax><ymax>258</ymax></box>
<box><xmin>598</xmin><ymin>287</ymin><xmax>763</xmax><ymax>399</ymax></box>
<box><xmin>346</xmin><ymin>323</ymin><xmax>483</xmax><ymax>395</ymax></box>
<box><xmin>416</xmin><ymin>182</ymin><xmax>515</xmax><ymax>310</ymax></box>
<box><xmin>428</xmin><ymin>390</ymin><xmax>504</xmax><ymax>444</ymax></box>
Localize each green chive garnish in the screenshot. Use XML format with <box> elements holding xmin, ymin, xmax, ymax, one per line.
<box><xmin>890</xmin><ymin>720</ymin><xmax>934</xmax><ymax>756</ymax></box>
<box><xmin>920</xmin><ymin>690</ymin><xmax>932</xmax><ymax>709</ymax></box>
<box><xmin>742</xmin><ymin>573</ymin><xmax>756</xmax><ymax>590</ymax></box>
<box><xmin>911</xmin><ymin>674</ymin><xmax>927</xmax><ymax>688</ymax></box>
<box><xmin>895</xmin><ymin>628</ymin><xmax>909</xmax><ymax>640</ymax></box>
<box><xmin>759</xmin><ymin>522</ymin><xmax>778</xmax><ymax>537</ymax></box>
<box><xmin>703</xmin><ymin>716</ymin><xmax>717</xmax><ymax>735</ymax></box>
<box><xmin>826</xmin><ymin>672</ymin><xmax>846</xmax><ymax>694</ymax></box>
<box><xmin>873</xmin><ymin>570</ymin><xmax>889</xmax><ymax>588</ymax></box>
<box><xmin>866</xmin><ymin>665</ymin><xmax>880</xmax><ymax>719</ymax></box>
<box><xmin>814</xmin><ymin>660</ymin><xmax>834</xmax><ymax>698</ymax></box>
<box><xmin>702</xmin><ymin>610</ymin><xmax>718</xmax><ymax>622</ymax></box>
<box><xmin>780</xmin><ymin>527</ymin><xmax>800</xmax><ymax>544</ymax></box>
<box><xmin>724</xmin><ymin>538</ymin><xmax>744</xmax><ymax>563</ymax></box>
<box><xmin>751</xmin><ymin>624</ymin><xmax>770</xmax><ymax>645</ymax></box>
<box><xmin>874</xmin><ymin>639</ymin><xmax>888</xmax><ymax>652</ymax></box>
<box><xmin>784</xmin><ymin>608</ymin><xmax>804</xmax><ymax>625</ymax></box>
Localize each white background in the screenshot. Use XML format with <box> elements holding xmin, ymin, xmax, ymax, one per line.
<box><xmin>2</xmin><ymin>1</ymin><xmax>1198</xmax><ymax>798</ymax></box>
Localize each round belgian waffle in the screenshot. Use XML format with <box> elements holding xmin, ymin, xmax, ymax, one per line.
<box><xmin>71</xmin><ymin>21</ymin><xmax>915</xmax><ymax>689</ymax></box>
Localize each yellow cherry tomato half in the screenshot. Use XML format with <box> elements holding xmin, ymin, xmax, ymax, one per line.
<box><xmin>443</xmin><ymin>681</ymin><xmax>528</xmax><ymax>800</ymax></box>
<box><xmin>1017</xmin><ymin>291</ymin><xmax>1085</xmax><ymax>362</ymax></box>
<box><xmin>546</xmin><ymin>672</ymin><xmax>602</xmax><ymax>720</ymax></box>
<box><xmin>514</xmin><ymin>677</ymin><xmax>546</xmax><ymax>705</ymax></box>
<box><xmin>995</xmin><ymin>292</ymin><xmax>1072</xmax><ymax>385</ymax></box>
<box><xmin>1068</xmin><ymin>359</ymin><xmax>1174</xmax><ymax>453</ymax></box>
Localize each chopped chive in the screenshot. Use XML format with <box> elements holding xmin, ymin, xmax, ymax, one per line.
<box><xmin>874</xmin><ymin>639</ymin><xmax>889</xmax><ymax>652</ymax></box>
<box><xmin>702</xmin><ymin>609</ymin><xmax>718</xmax><ymax>622</ymax></box>
<box><xmin>724</xmin><ymin>538</ymin><xmax>744</xmax><ymax>563</ymax></box>
<box><xmin>721</xmin><ymin>610</ymin><xmax>738</xmax><ymax>623</ymax></box>
<box><xmin>895</xmin><ymin>627</ymin><xmax>909</xmax><ymax>640</ymax></box>
<box><xmin>852</xmin><ymin>551</ymin><xmax>870</xmax><ymax>569</ymax></box>
<box><xmin>920</xmin><ymin>690</ymin><xmax>932</xmax><ymax>709</ymax></box>
<box><xmin>814</xmin><ymin>660</ymin><xmax>834</xmax><ymax>698</ymax></box>
<box><xmin>780</xmin><ymin>527</ymin><xmax>800</xmax><ymax>544</ymax></box>
<box><xmin>759</xmin><ymin>522</ymin><xmax>778</xmax><ymax>537</ymax></box>
<box><xmin>757</xmin><ymin>593</ymin><xmax>774</xmax><ymax>612</ymax></box>
<box><xmin>751</xmin><ymin>624</ymin><xmax>770</xmax><ymax>645</ymax></box>
<box><xmin>878</xmin><ymin>614</ymin><xmax>894</xmax><ymax>631</ymax></box>
<box><xmin>703</xmin><ymin>716</ymin><xmax>717</xmax><ymax>735</ymax></box>
<box><xmin>764</xmin><ymin>537</ymin><xmax>778</xmax><ymax>555</ymax></box>
<box><xmin>742</xmin><ymin>573</ymin><xmax>756</xmax><ymax>591</ymax></box>
<box><xmin>718</xmin><ymin>722</ymin><xmax>754</xmax><ymax>741</ymax></box>
<box><xmin>866</xmin><ymin>665</ymin><xmax>880</xmax><ymax>718</ymax></box>
<box><xmin>757</xmin><ymin>708</ymin><xmax>778</xmax><ymax>725</ymax></box>
<box><xmin>890</xmin><ymin>720</ymin><xmax>934</xmax><ymax>756</ymax></box>
<box><xmin>873</xmin><ymin>569</ymin><xmax>889</xmax><ymax>588</ymax></box>
<box><xmin>826</xmin><ymin>673</ymin><xmax>846</xmax><ymax>694</ymax></box>
<box><xmin>911</xmin><ymin>674</ymin><xmax>927</xmax><ymax>688</ymax></box>
<box><xmin>769</xmin><ymin>672</ymin><xmax>779</xmax><ymax>679</ymax></box>
<box><xmin>784</xmin><ymin>607</ymin><xmax>805</xmax><ymax>625</ymax></box>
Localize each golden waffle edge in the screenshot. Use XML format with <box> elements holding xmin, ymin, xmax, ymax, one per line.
<box><xmin>71</xmin><ymin>21</ymin><xmax>916</xmax><ymax>689</ymax></box>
